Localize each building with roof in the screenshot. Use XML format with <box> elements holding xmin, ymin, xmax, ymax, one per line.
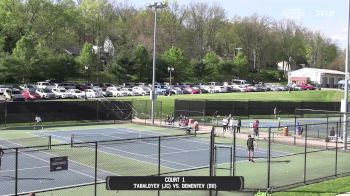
<box><xmin>288</xmin><ymin>68</ymin><xmax>345</xmax><ymax>88</ymax></box>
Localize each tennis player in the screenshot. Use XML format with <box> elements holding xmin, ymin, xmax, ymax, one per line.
<box><xmin>247</xmin><ymin>134</ymin><xmax>258</xmax><ymax>162</ymax></box>
<box><xmin>0</xmin><ymin>147</ymin><xmax>4</xmax><ymax>172</ymax></box>
<box><xmin>34</xmin><ymin>115</ymin><xmax>43</xmax><ymax>130</ymax></box>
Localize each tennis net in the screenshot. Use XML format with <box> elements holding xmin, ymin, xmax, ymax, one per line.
<box><xmin>70</xmin><ymin>132</ymin><xmax>198</xmax><ymax>147</ymax></box>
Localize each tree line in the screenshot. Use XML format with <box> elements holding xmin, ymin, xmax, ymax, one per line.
<box><xmin>0</xmin><ymin>0</ymin><xmax>344</xmax><ymax>84</ymax></box>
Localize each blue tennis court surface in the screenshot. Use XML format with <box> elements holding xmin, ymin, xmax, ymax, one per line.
<box><xmin>0</xmin><ymin>126</ymin><xmax>290</xmax><ymax>195</ymax></box>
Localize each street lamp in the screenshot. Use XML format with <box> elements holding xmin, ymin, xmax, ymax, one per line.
<box><xmin>168</xmin><ymin>67</ymin><xmax>174</xmax><ymax>96</ymax></box>
<box><xmin>84</xmin><ymin>66</ymin><xmax>89</xmax><ymax>84</ymax></box>
<box><xmin>147</xmin><ymin>1</ymin><xmax>167</xmax><ymax>124</ymax></box>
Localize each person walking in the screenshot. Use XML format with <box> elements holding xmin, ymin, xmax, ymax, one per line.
<box><xmin>222</xmin><ymin>116</ymin><xmax>228</xmax><ymax>136</ymax></box>
<box><xmin>253</xmin><ymin>119</ymin><xmax>260</xmax><ymax>138</ymax></box>
<box><xmin>247</xmin><ymin>135</ymin><xmax>257</xmax><ymax>162</ymax></box>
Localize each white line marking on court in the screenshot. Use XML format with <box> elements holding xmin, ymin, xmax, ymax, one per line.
<box><xmin>0</xmin><ymin>166</ymin><xmax>50</xmax><ymax>173</ymax></box>
<box><xmin>146</xmin><ymin>148</ymin><xmax>209</xmax><ymax>157</ymax></box>
<box><xmin>1</xmin><ymin>139</ymin><xmax>117</xmax><ymax>180</ymax></box>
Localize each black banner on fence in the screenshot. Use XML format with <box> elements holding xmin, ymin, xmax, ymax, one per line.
<box><xmin>50</xmin><ymin>156</ymin><xmax>68</xmax><ymax>172</ymax></box>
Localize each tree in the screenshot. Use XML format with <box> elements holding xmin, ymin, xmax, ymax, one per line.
<box><xmin>233</xmin><ymin>51</ymin><xmax>248</xmax><ymax>78</ymax></box>
<box><xmin>134</xmin><ymin>44</ymin><xmax>149</xmax><ymax>82</ymax></box>
<box><xmin>77</xmin><ymin>42</ymin><xmax>98</xmax><ymax>81</ymax></box>
<box><xmin>161</xmin><ymin>46</ymin><xmax>188</xmax><ymax>82</ymax></box>
<box><xmin>203</xmin><ymin>51</ymin><xmax>221</xmax><ymax>80</ymax></box>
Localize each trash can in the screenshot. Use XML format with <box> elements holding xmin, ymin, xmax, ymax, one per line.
<box><xmin>283</xmin><ymin>127</ymin><xmax>288</xmax><ymax>136</ymax></box>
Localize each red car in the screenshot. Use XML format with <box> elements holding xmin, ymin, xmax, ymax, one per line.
<box><xmin>184</xmin><ymin>87</ymin><xmax>201</xmax><ymax>94</ymax></box>
<box><xmin>22</xmin><ymin>89</ymin><xmax>41</xmax><ymax>101</ymax></box>
<box><xmin>301</xmin><ymin>84</ymin><xmax>316</xmax><ymax>90</ymax></box>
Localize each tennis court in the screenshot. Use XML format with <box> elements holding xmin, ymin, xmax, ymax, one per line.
<box><xmin>0</xmin><ymin>124</ymin><xmax>290</xmax><ymax>195</ymax></box>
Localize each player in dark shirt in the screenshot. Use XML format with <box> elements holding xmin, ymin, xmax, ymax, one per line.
<box><xmin>0</xmin><ymin>147</ymin><xmax>4</xmax><ymax>171</ymax></box>
<box><xmin>247</xmin><ymin>135</ymin><xmax>257</xmax><ymax>162</ymax></box>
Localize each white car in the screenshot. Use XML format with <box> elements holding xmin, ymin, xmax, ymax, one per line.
<box><xmin>66</xmin><ymin>89</ymin><xmax>86</xmax><ymax>98</ymax></box>
<box><xmin>202</xmin><ymin>86</ymin><xmax>219</xmax><ymax>93</ymax></box>
<box><xmin>36</xmin><ymin>82</ymin><xmax>54</xmax><ymax>90</ymax></box>
<box><xmin>122</xmin><ymin>88</ymin><xmax>141</xmax><ymax>96</ymax></box>
<box><xmin>36</xmin><ymin>88</ymin><xmax>56</xmax><ymax>99</ymax></box>
<box><xmin>52</xmin><ymin>88</ymin><xmax>74</xmax><ymax>99</ymax></box>
<box><xmin>132</xmin><ymin>86</ymin><xmax>149</xmax><ymax>96</ymax></box>
<box><xmin>107</xmin><ymin>87</ymin><xmax>128</xmax><ymax>97</ymax></box>
<box><xmin>4</xmin><ymin>88</ymin><xmax>25</xmax><ymax>101</ymax></box>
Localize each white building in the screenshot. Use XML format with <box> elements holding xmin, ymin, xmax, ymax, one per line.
<box><xmin>288</xmin><ymin>68</ymin><xmax>345</xmax><ymax>88</ymax></box>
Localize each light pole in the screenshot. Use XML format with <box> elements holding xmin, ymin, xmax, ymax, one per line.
<box><xmin>84</xmin><ymin>66</ymin><xmax>89</xmax><ymax>84</ymax></box>
<box><xmin>342</xmin><ymin>0</ymin><xmax>350</xmax><ymax>149</ymax></box>
<box><xmin>168</xmin><ymin>67</ymin><xmax>174</xmax><ymax>96</ymax></box>
<box><xmin>147</xmin><ymin>2</ymin><xmax>167</xmax><ymax>124</ymax></box>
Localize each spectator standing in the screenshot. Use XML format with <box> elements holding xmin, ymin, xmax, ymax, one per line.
<box><xmin>296</xmin><ymin>122</ymin><xmax>303</xmax><ymax>136</ymax></box>
<box><xmin>222</xmin><ymin>116</ymin><xmax>228</xmax><ymax>135</ymax></box>
<box><xmin>228</xmin><ymin>117</ymin><xmax>234</xmax><ymax>133</ymax></box>
<box><xmin>329</xmin><ymin>127</ymin><xmax>335</xmax><ymax>137</ymax></box>
<box><xmin>253</xmin><ymin>119</ymin><xmax>260</xmax><ymax>138</ymax></box>
<box><xmin>236</xmin><ymin>118</ymin><xmax>241</xmax><ymax>133</ymax></box>
<box><xmin>274</xmin><ymin>107</ymin><xmax>277</xmax><ymax>119</ymax></box>
<box><xmin>247</xmin><ymin>135</ymin><xmax>258</xmax><ymax>162</ymax></box>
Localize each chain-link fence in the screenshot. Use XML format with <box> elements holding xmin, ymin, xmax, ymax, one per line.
<box><xmin>0</xmin><ymin>131</ymin><xmax>214</xmax><ymax>196</ymax></box>
<box><xmin>212</xmin><ymin>120</ymin><xmax>350</xmax><ymax>193</ymax></box>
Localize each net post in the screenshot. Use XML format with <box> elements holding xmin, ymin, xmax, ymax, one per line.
<box><xmin>71</xmin><ymin>134</ymin><xmax>74</xmax><ymax>148</ymax></box>
<box><xmin>267</xmin><ymin>127</ymin><xmax>271</xmax><ymax>189</ymax></box>
<box><xmin>94</xmin><ymin>141</ymin><xmax>98</xmax><ymax>196</ymax></box>
<box><xmin>15</xmin><ymin>148</ymin><xmax>18</xmax><ymax>195</ymax></box>
<box><xmin>49</xmin><ymin>135</ymin><xmax>52</xmax><ymax>150</ymax></box>
<box><xmin>303</xmin><ymin>124</ymin><xmax>308</xmax><ymax>183</ymax></box>
<box><xmin>335</xmin><ymin>122</ymin><xmax>339</xmax><ymax>177</ymax></box>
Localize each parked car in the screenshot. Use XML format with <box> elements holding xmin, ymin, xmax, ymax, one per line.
<box><xmin>132</xmin><ymin>86</ymin><xmax>150</xmax><ymax>96</ymax></box>
<box><xmin>36</xmin><ymin>88</ymin><xmax>56</xmax><ymax>99</ymax></box>
<box><xmin>101</xmin><ymin>88</ymin><xmax>113</xmax><ymax>97</ymax></box>
<box><xmin>0</xmin><ymin>85</ymin><xmax>12</xmax><ymax>95</ymax></box>
<box><xmin>122</xmin><ymin>88</ymin><xmax>141</xmax><ymax>96</ymax></box>
<box><xmin>4</xmin><ymin>88</ymin><xmax>25</xmax><ymax>101</ymax></box>
<box><xmin>76</xmin><ymin>84</ymin><xmax>92</xmax><ymax>91</ymax></box>
<box><xmin>301</xmin><ymin>84</ymin><xmax>316</xmax><ymax>90</ymax></box>
<box><xmin>66</xmin><ymin>89</ymin><xmax>86</xmax><ymax>99</ymax></box>
<box><xmin>183</xmin><ymin>87</ymin><xmax>201</xmax><ymax>94</ymax></box>
<box><xmin>106</xmin><ymin>87</ymin><xmax>128</xmax><ymax>97</ymax></box>
<box><xmin>20</xmin><ymin>84</ymin><xmax>37</xmax><ymax>90</ymax></box>
<box><xmin>36</xmin><ymin>82</ymin><xmax>54</xmax><ymax>89</ymax></box>
<box><xmin>54</xmin><ymin>82</ymin><xmax>76</xmax><ymax>90</ymax></box>
<box><xmin>22</xmin><ymin>89</ymin><xmax>41</xmax><ymax>101</ymax></box>
<box><xmin>231</xmin><ymin>79</ymin><xmax>250</xmax><ymax>86</ymax></box>
<box><xmin>52</xmin><ymin>88</ymin><xmax>74</xmax><ymax>99</ymax></box>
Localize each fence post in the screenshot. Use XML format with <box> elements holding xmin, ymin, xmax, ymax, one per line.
<box><xmin>335</xmin><ymin>122</ymin><xmax>339</xmax><ymax>176</ymax></box>
<box><xmin>267</xmin><ymin>127</ymin><xmax>271</xmax><ymax>189</ymax></box>
<box><xmin>158</xmin><ymin>136</ymin><xmax>161</xmax><ymax>176</ymax></box>
<box><xmin>94</xmin><ymin>142</ymin><xmax>98</xmax><ymax>196</ymax></box>
<box><xmin>230</xmin><ymin>146</ymin><xmax>233</xmax><ymax>176</ymax></box>
<box><xmin>303</xmin><ymin>125</ymin><xmax>308</xmax><ymax>183</ymax></box>
<box><xmin>209</xmin><ymin>127</ymin><xmax>215</xmax><ymax>177</ymax></box>
<box><xmin>233</xmin><ymin>126</ymin><xmax>236</xmax><ymax>176</ymax></box>
<box><xmin>160</xmin><ymin>101</ymin><xmax>163</xmax><ymax>126</ymax></box>
<box><xmin>4</xmin><ymin>101</ymin><xmax>7</xmax><ymax>127</ymax></box>
<box><xmin>15</xmin><ymin>148</ymin><xmax>18</xmax><ymax>195</ymax></box>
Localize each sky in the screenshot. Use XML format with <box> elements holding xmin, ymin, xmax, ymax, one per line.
<box><xmin>117</xmin><ymin>0</ymin><xmax>349</xmax><ymax>48</ymax></box>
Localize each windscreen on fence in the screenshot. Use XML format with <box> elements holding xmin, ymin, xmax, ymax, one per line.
<box><xmin>0</xmin><ymin>100</ymin><xmax>132</xmax><ymax>125</ymax></box>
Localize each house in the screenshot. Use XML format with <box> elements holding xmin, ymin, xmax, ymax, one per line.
<box><xmin>288</xmin><ymin>68</ymin><xmax>345</xmax><ymax>88</ymax></box>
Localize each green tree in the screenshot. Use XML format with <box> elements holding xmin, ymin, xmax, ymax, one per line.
<box><xmin>77</xmin><ymin>42</ymin><xmax>98</xmax><ymax>82</ymax></box>
<box><xmin>161</xmin><ymin>46</ymin><xmax>188</xmax><ymax>82</ymax></box>
<box><xmin>134</xmin><ymin>44</ymin><xmax>149</xmax><ymax>82</ymax></box>
<box><xmin>203</xmin><ymin>51</ymin><xmax>220</xmax><ymax>81</ymax></box>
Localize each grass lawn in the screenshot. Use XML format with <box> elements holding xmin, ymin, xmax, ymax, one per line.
<box><xmin>273</xmin><ymin>175</ymin><xmax>350</xmax><ymax>195</ymax></box>
<box><xmin>116</xmin><ymin>90</ymin><xmax>345</xmax><ymax>115</ymax></box>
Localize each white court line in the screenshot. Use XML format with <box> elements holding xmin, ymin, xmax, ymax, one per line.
<box><xmin>146</xmin><ymin>148</ymin><xmax>209</xmax><ymax>157</ymax></box>
<box><xmin>1</xmin><ymin>139</ymin><xmax>117</xmax><ymax>180</ymax></box>
<box><xmin>48</xmin><ymin>133</ymin><xmax>180</xmax><ymax>171</ymax></box>
<box><xmin>0</xmin><ymin>165</ymin><xmax>50</xmax><ymax>173</ymax></box>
